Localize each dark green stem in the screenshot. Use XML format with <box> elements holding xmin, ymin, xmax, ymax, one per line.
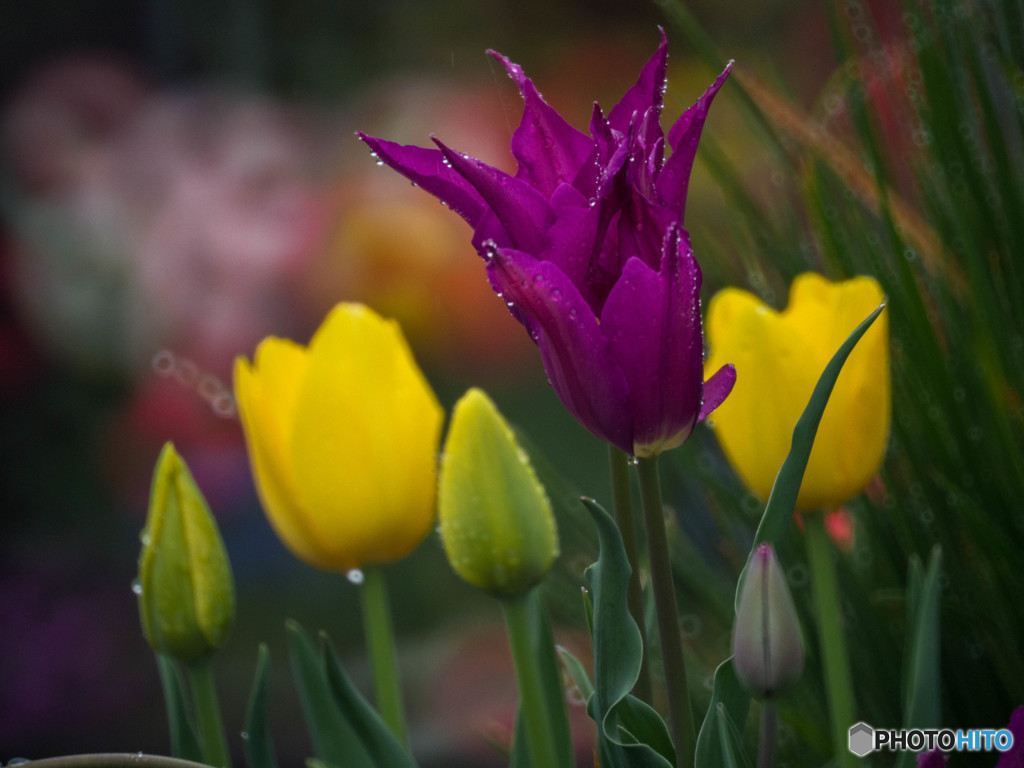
<box><xmin>636</xmin><ymin>456</ymin><xmax>696</xmax><ymax>768</ymax></box>
<box><xmin>502</xmin><ymin>593</ymin><xmax>563</xmax><ymax>768</ymax></box>
<box><xmin>184</xmin><ymin>659</ymin><xmax>230</xmax><ymax>768</ymax></box>
<box><xmin>757</xmin><ymin>701</ymin><xmax>777</xmax><ymax>768</ymax></box>
<box><xmin>361</xmin><ymin>565</ymin><xmax>409</xmax><ymax>746</ymax></box>
<box><xmin>805</xmin><ymin>512</ymin><xmax>857</xmax><ymax>768</ymax></box>
<box><xmin>608</xmin><ymin>445</ymin><xmax>652</xmax><ymax>703</ymax></box>
<box><xmin>20</xmin><ymin>756</ymin><xmax>212</xmax><ymax>767</ymax></box>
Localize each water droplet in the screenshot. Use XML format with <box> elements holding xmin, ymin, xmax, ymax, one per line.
<box><xmin>627</xmin><ymin>456</ymin><xmax>638</xmax><ymax>466</ymax></box>
<box><xmin>241</xmin><ymin>731</ymin><xmax>250</xmax><ymax>741</ymax></box>
<box><xmin>7</xmin><ymin>758</ymin><xmax>31</xmax><ymax>766</ymax></box>
<box><xmin>131</xmin><ymin>578</ymin><xmax>143</xmax><ymax>595</ymax></box>
<box><xmin>376</xmin><ymin>160</ymin><xmax>384</xmax><ymax>166</ymax></box>
<box><xmin>346</xmin><ymin>569</ymin><xmax>365</xmax><ymax>585</ymax></box>
<box><xmin>140</xmin><ymin>532</ymin><xmax>151</xmax><ymax>546</ymax></box>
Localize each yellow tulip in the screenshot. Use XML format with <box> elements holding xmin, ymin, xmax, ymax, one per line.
<box><xmin>704</xmin><ymin>273</ymin><xmax>889</xmax><ymax>511</ymax></box>
<box><xmin>234</xmin><ymin>303</ymin><xmax>444</xmax><ymax>572</ymax></box>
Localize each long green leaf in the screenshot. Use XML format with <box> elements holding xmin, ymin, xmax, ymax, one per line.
<box><xmin>694</xmin><ymin>659</ymin><xmax>750</xmax><ymax>768</ymax></box>
<box><xmin>735</xmin><ymin>303</ymin><xmax>888</xmax><ymax>611</ymax></box>
<box><xmin>285</xmin><ymin>621</ymin><xmax>375</xmax><ymax>768</ymax></box>
<box><xmin>320</xmin><ymin>633</ymin><xmax>419</xmax><ymax>768</ymax></box>
<box><xmin>522</xmin><ymin>590</ymin><xmax>575</xmax><ymax>768</ymax></box>
<box><xmin>157</xmin><ymin>654</ymin><xmax>203</xmax><ymax>763</ymax></box>
<box><xmin>557</xmin><ymin>645</ymin><xmax>595</xmax><ymax>704</ymax></box>
<box><xmin>581</xmin><ymin>497</ymin><xmax>674</xmax><ymax>768</ymax></box>
<box><xmin>895</xmin><ymin>546</ymin><xmax>943</xmax><ymax>768</ymax></box>
<box><xmin>714</xmin><ymin>704</ymin><xmax>746</xmax><ymax>768</ymax></box>
<box><xmin>243</xmin><ymin>644</ymin><xmax>278</xmax><ymax>768</ymax></box>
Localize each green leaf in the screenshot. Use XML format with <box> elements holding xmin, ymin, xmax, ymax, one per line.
<box><xmin>895</xmin><ymin>546</ymin><xmax>943</xmax><ymax>768</ymax></box>
<box><xmin>737</xmin><ymin>302</ymin><xmax>887</xmax><ymax>612</ymax></box>
<box><xmin>285</xmin><ymin>621</ymin><xmax>374</xmax><ymax>768</ymax></box>
<box><xmin>557</xmin><ymin>645</ymin><xmax>594</xmax><ymax>704</ymax></box>
<box><xmin>320</xmin><ymin>633</ymin><xmax>419</xmax><ymax>768</ymax></box>
<box><xmin>243</xmin><ymin>644</ymin><xmax>278</xmax><ymax>768</ymax></box>
<box><xmin>523</xmin><ymin>590</ymin><xmax>575</xmax><ymax>768</ymax></box>
<box><xmin>581</xmin><ymin>497</ymin><xmax>674</xmax><ymax>768</ymax></box>
<box><xmin>156</xmin><ymin>654</ymin><xmax>203</xmax><ymax>762</ymax></box>
<box><xmin>616</xmin><ymin>695</ymin><xmax>676</xmax><ymax>763</ymax></box>
<box><xmin>714</xmin><ymin>704</ymin><xmax>744</xmax><ymax>768</ymax></box>
<box><xmin>694</xmin><ymin>659</ymin><xmax>750</xmax><ymax>768</ymax></box>
<box><xmin>509</xmin><ymin>704</ymin><xmax>529</xmax><ymax>768</ymax></box>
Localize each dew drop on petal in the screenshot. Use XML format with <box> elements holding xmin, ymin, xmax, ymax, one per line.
<box><xmin>346</xmin><ymin>569</ymin><xmax>365</xmax><ymax>585</ymax></box>
<box><xmin>131</xmin><ymin>578</ymin><xmax>143</xmax><ymax>595</ymax></box>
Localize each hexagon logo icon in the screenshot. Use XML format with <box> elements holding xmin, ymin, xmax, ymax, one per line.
<box><xmin>848</xmin><ymin>722</ymin><xmax>875</xmax><ymax>757</ymax></box>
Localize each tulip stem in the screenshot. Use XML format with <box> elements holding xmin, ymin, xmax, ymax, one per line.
<box><xmin>609</xmin><ymin>445</ymin><xmax>652</xmax><ymax>704</ymax></box>
<box><xmin>636</xmin><ymin>456</ymin><xmax>696</xmax><ymax>768</ymax></box>
<box><xmin>361</xmin><ymin>564</ymin><xmax>409</xmax><ymax>746</ymax></box>
<box><xmin>502</xmin><ymin>592</ymin><xmax>563</xmax><ymax>768</ymax></box>
<box><xmin>185</xmin><ymin>659</ymin><xmax>231</xmax><ymax>768</ymax></box>
<box><xmin>805</xmin><ymin>511</ymin><xmax>857</xmax><ymax>768</ymax></box>
<box><xmin>757</xmin><ymin>701</ymin><xmax>778</xmax><ymax>768</ymax></box>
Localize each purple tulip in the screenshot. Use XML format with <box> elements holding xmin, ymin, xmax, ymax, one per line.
<box><xmin>359</xmin><ymin>31</ymin><xmax>735</xmax><ymax>457</ymax></box>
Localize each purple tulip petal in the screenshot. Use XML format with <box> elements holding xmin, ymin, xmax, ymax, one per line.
<box><xmin>540</xmin><ymin>183</ymin><xmax>600</xmax><ymax>295</ymax></box>
<box><xmin>433</xmin><ymin>138</ymin><xmax>554</xmax><ymax>254</ymax></box>
<box><xmin>699</xmin><ymin>364</ymin><xmax>736</xmax><ymax>421</ymax></box>
<box><xmin>996</xmin><ymin>706</ymin><xmax>1024</xmax><ymax>768</ymax></box>
<box><xmin>489</xmin><ymin>51</ymin><xmax>594</xmax><ymax>197</ymax></box>
<box><xmin>616</xmin><ymin>195</ymin><xmax>678</xmax><ymax>273</ymax></box>
<box><xmin>601</xmin><ymin>224</ymin><xmax>703</xmax><ymax>453</ymax></box>
<box><xmin>486</xmin><ymin>244</ymin><xmax>633</xmax><ymax>452</ymax></box>
<box><xmin>357</xmin><ymin>133</ymin><xmax>486</xmax><ymax>226</ymax></box>
<box><xmin>608</xmin><ymin>28</ymin><xmax>668</xmax><ymax>138</ymax></box>
<box><xmin>657</xmin><ymin>62</ymin><xmax>732</xmax><ymax>220</ymax></box>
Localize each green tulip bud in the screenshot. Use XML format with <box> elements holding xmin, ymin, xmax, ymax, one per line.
<box><xmin>439</xmin><ymin>388</ymin><xmax>558</xmax><ymax>597</ymax></box>
<box><xmin>138</xmin><ymin>442</ymin><xmax>235</xmax><ymax>664</ymax></box>
<box><xmin>732</xmin><ymin>543</ymin><xmax>805</xmax><ymax>699</ymax></box>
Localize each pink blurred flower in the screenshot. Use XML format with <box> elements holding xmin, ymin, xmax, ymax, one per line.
<box><xmin>3</xmin><ymin>57</ymin><xmax>336</xmax><ymax>379</ymax></box>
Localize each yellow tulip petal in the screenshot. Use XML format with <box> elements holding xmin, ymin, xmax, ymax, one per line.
<box><xmin>235</xmin><ymin>341</ymin><xmax>341</xmax><ymax>570</ymax></box>
<box><xmin>705</xmin><ymin>288</ymin><xmax>819</xmax><ymax>500</ymax></box>
<box><xmin>289</xmin><ymin>303</ymin><xmax>443</xmax><ymax>571</ymax></box>
<box><xmin>783</xmin><ymin>274</ymin><xmax>889</xmax><ymax>509</ymax></box>
<box><xmin>705</xmin><ymin>274</ymin><xmax>889</xmax><ymax>511</ymax></box>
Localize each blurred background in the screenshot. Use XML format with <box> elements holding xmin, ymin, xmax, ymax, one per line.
<box><xmin>3</xmin><ymin>0</ymin><xmax>1023</xmax><ymax>765</ymax></box>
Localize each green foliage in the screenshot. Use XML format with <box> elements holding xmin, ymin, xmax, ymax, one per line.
<box><xmin>320</xmin><ymin>634</ymin><xmax>419</xmax><ymax>768</ymax></box>
<box><xmin>243</xmin><ymin>645</ymin><xmax>278</xmax><ymax>768</ymax></box>
<box><xmin>895</xmin><ymin>547</ymin><xmax>943</xmax><ymax>768</ymax></box>
<box><xmin>644</xmin><ymin>0</ymin><xmax>1024</xmax><ymax>762</ymax></box>
<box><xmin>581</xmin><ymin>497</ymin><xmax>676</xmax><ymax>768</ymax></box>
<box><xmin>284</xmin><ymin>621</ymin><xmax>377</xmax><ymax>768</ymax></box>
<box><xmin>156</xmin><ymin>654</ymin><xmax>203</xmax><ymax>763</ymax></box>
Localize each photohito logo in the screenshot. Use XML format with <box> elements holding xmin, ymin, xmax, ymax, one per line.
<box><xmin>848</xmin><ymin>722</ymin><xmax>1014</xmax><ymax>757</ymax></box>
